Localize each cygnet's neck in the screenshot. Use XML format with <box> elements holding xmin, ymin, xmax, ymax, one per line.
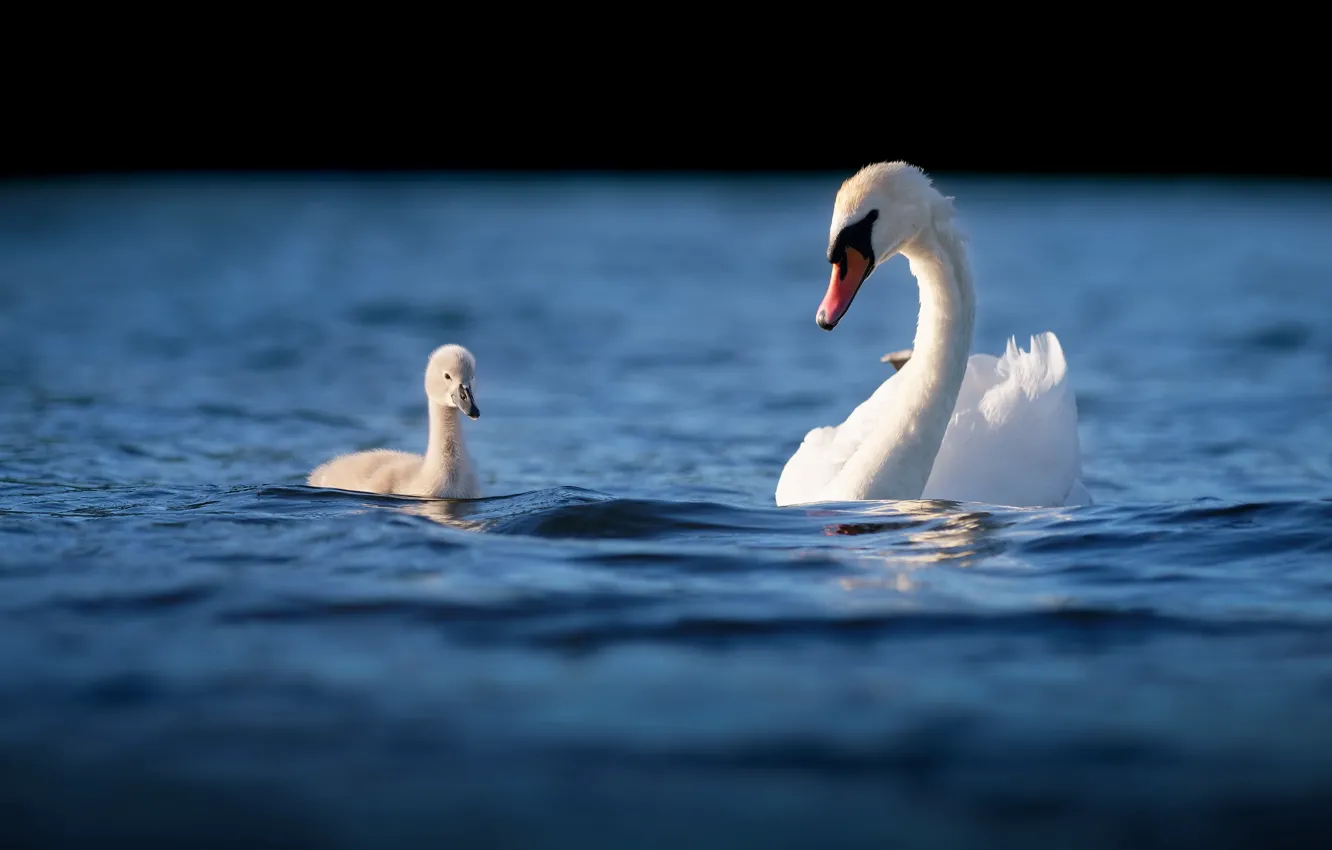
<box><xmin>834</xmin><ymin>210</ymin><xmax>976</xmax><ymax>501</ymax></box>
<box><xmin>423</xmin><ymin>402</ymin><xmax>467</xmax><ymax>477</ymax></box>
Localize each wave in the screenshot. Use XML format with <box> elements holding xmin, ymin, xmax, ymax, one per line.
<box><xmin>5</xmin><ymin>483</ymin><xmax>1331</xmax><ymax>637</ymax></box>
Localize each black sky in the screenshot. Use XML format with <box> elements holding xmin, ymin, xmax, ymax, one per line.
<box><xmin>4</xmin><ymin>74</ymin><xmax>1325</xmax><ymax>179</ymax></box>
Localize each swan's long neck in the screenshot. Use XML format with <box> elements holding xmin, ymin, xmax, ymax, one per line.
<box><xmin>421</xmin><ymin>403</ymin><xmax>466</xmax><ymax>489</ymax></box>
<box><xmin>835</xmin><ymin>212</ymin><xmax>976</xmax><ymax>501</ymax></box>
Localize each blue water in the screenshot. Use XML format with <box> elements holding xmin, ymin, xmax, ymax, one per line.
<box><xmin>2</xmin><ymin>173</ymin><xmax>1331</xmax><ymax>849</ymax></box>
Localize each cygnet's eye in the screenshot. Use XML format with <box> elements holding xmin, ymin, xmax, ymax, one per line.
<box><xmin>444</xmin><ymin>372</ymin><xmax>452</xmax><ymax>381</ymax></box>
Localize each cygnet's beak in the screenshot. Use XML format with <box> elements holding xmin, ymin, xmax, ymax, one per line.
<box><xmin>817</xmin><ymin>246</ymin><xmax>874</xmax><ymax>331</ymax></box>
<box><xmin>455</xmin><ymin>384</ymin><xmax>480</xmax><ymax>420</ymax></box>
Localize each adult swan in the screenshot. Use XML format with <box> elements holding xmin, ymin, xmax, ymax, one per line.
<box><xmin>775</xmin><ymin>161</ymin><xmax>1091</xmax><ymax>508</ymax></box>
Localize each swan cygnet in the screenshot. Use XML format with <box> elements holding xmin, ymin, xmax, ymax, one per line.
<box><xmin>307</xmin><ymin>344</ymin><xmax>482</xmax><ymax>499</ymax></box>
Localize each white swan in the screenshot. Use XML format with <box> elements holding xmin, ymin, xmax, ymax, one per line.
<box><xmin>308</xmin><ymin>344</ymin><xmax>482</xmax><ymax>499</ymax></box>
<box><xmin>775</xmin><ymin>162</ymin><xmax>1090</xmax><ymax>508</ymax></box>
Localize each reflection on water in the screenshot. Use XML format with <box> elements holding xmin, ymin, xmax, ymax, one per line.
<box><xmin>397</xmin><ymin>495</ymin><xmax>493</xmax><ymax>532</ymax></box>
<box><xmin>821</xmin><ymin>501</ymin><xmax>1012</xmax><ymax>595</ymax></box>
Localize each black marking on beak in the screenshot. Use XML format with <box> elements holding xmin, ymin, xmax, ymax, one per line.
<box><xmin>459</xmin><ymin>384</ymin><xmax>479</xmax><ymax>420</ymax></box>
<box><xmin>827</xmin><ymin>209</ymin><xmax>879</xmax><ymax>282</ymax></box>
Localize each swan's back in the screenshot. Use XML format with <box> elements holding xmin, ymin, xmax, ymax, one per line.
<box><xmin>308</xmin><ymin>450</ymin><xmax>424</xmax><ymax>496</ymax></box>
<box><xmin>923</xmin><ymin>332</ymin><xmax>1086</xmax><ymax>506</ymax></box>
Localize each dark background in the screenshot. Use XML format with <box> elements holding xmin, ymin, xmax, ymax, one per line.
<box><xmin>3</xmin><ymin>73</ymin><xmax>1325</xmax><ymax>180</ymax></box>
<box><xmin>2</xmin><ymin>8</ymin><xmax>1322</xmax><ymax>180</ymax></box>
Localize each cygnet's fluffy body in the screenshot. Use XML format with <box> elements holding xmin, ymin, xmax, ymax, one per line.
<box><xmin>308</xmin><ymin>344</ymin><xmax>482</xmax><ymax>499</ymax></box>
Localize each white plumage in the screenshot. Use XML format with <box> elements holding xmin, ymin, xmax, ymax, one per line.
<box><xmin>308</xmin><ymin>344</ymin><xmax>482</xmax><ymax>499</ymax></box>
<box><xmin>776</xmin><ymin>162</ymin><xmax>1089</xmax><ymax>508</ymax></box>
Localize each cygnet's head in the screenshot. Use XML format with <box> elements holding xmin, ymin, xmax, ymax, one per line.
<box><xmin>817</xmin><ymin>161</ymin><xmax>950</xmax><ymax>330</ymax></box>
<box><xmin>424</xmin><ymin>344</ymin><xmax>479</xmax><ymax>419</ymax></box>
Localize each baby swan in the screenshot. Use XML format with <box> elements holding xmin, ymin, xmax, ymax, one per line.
<box><xmin>307</xmin><ymin>344</ymin><xmax>482</xmax><ymax>499</ymax></box>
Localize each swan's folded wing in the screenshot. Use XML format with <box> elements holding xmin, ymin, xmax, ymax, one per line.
<box><xmin>923</xmin><ymin>332</ymin><xmax>1084</xmax><ymax>507</ymax></box>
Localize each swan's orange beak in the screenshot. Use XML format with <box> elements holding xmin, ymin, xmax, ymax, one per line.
<box><xmin>817</xmin><ymin>246</ymin><xmax>872</xmax><ymax>330</ymax></box>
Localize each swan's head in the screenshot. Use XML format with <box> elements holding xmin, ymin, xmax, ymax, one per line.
<box><xmin>817</xmin><ymin>161</ymin><xmax>948</xmax><ymax>330</ymax></box>
<box><xmin>424</xmin><ymin>344</ymin><xmax>479</xmax><ymax>419</ymax></box>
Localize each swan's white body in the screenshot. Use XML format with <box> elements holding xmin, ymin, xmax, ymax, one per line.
<box><xmin>308</xmin><ymin>344</ymin><xmax>482</xmax><ymax>499</ymax></box>
<box><xmin>775</xmin><ymin>162</ymin><xmax>1089</xmax><ymax>508</ymax></box>
<box><xmin>777</xmin><ymin>333</ymin><xmax>1089</xmax><ymax>507</ymax></box>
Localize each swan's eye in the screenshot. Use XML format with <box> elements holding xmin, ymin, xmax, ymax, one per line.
<box><xmin>444</xmin><ymin>372</ymin><xmax>452</xmax><ymax>381</ymax></box>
